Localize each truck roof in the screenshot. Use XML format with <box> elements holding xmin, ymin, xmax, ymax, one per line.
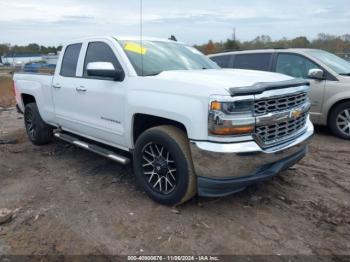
<box><xmin>63</xmin><ymin>36</ymin><xmax>182</xmax><ymax>46</ymax></box>
<box><xmin>116</xmin><ymin>36</ymin><xmax>179</xmax><ymax>43</ymax></box>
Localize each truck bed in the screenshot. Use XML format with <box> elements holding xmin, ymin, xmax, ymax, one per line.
<box><xmin>13</xmin><ymin>73</ymin><xmax>55</xmax><ymax>124</ymax></box>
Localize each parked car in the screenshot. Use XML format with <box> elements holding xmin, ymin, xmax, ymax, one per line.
<box><xmin>209</xmin><ymin>49</ymin><xmax>350</xmax><ymax>139</ymax></box>
<box><xmin>23</xmin><ymin>61</ymin><xmax>55</xmax><ymax>73</ymax></box>
<box><xmin>23</xmin><ymin>61</ymin><xmax>44</xmax><ymax>72</ymax></box>
<box><xmin>13</xmin><ymin>36</ymin><xmax>313</xmax><ymax>205</ymax></box>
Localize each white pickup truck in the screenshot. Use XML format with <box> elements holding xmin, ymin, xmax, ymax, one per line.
<box><xmin>13</xmin><ymin>36</ymin><xmax>314</xmax><ymax>205</ymax></box>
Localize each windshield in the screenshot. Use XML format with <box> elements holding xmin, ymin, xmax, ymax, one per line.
<box><xmin>305</xmin><ymin>49</ymin><xmax>350</xmax><ymax>75</ymax></box>
<box><xmin>118</xmin><ymin>40</ymin><xmax>219</xmax><ymax>76</ymax></box>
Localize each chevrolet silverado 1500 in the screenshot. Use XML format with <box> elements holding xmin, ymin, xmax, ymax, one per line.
<box><xmin>13</xmin><ymin>36</ymin><xmax>314</xmax><ymax>205</ymax></box>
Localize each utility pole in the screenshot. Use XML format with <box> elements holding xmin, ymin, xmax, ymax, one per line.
<box><xmin>232</xmin><ymin>27</ymin><xmax>236</xmax><ymax>42</ymax></box>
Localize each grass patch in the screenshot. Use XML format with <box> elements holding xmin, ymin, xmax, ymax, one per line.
<box><xmin>0</xmin><ymin>76</ymin><xmax>15</xmax><ymax>108</ymax></box>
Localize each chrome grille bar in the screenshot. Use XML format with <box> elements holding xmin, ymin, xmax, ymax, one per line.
<box><xmin>254</xmin><ymin>92</ymin><xmax>308</xmax><ymax>116</ymax></box>
<box><xmin>252</xmin><ymin>83</ymin><xmax>311</xmax><ymax>148</ymax></box>
<box><xmin>255</xmin><ymin>113</ymin><xmax>308</xmax><ymax>146</ymax></box>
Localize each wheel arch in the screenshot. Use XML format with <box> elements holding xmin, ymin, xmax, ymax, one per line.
<box><xmin>327</xmin><ymin>98</ymin><xmax>350</xmax><ymax>126</ymax></box>
<box><xmin>132</xmin><ymin>113</ymin><xmax>188</xmax><ymax>146</ymax></box>
<box><xmin>21</xmin><ymin>93</ymin><xmax>36</xmax><ymax>106</ymax></box>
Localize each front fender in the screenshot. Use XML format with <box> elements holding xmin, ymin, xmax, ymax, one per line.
<box><xmin>126</xmin><ymin>90</ymin><xmax>208</xmax><ymax>147</ymax></box>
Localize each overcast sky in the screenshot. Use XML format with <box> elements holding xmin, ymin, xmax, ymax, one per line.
<box><xmin>0</xmin><ymin>0</ymin><xmax>349</xmax><ymax>46</ymax></box>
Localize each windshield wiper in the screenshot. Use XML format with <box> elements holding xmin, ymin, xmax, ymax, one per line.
<box><xmin>339</xmin><ymin>73</ymin><xmax>350</xmax><ymax>76</ymax></box>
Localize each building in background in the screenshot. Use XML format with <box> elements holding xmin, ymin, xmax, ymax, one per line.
<box><xmin>1</xmin><ymin>54</ymin><xmax>42</xmax><ymax>66</ymax></box>
<box><xmin>42</xmin><ymin>53</ymin><xmax>59</xmax><ymax>65</ymax></box>
<box><xmin>1</xmin><ymin>53</ymin><xmax>59</xmax><ymax>66</ymax></box>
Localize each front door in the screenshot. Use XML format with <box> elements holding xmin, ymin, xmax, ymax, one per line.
<box><xmin>71</xmin><ymin>41</ymin><xmax>127</xmax><ymax>148</ymax></box>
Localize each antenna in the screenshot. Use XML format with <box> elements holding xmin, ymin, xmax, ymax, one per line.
<box><xmin>232</xmin><ymin>27</ymin><xmax>236</xmax><ymax>41</ymax></box>
<box><xmin>140</xmin><ymin>0</ymin><xmax>144</xmax><ymax>76</ymax></box>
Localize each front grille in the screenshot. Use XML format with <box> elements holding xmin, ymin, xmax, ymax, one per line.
<box><xmin>254</xmin><ymin>92</ymin><xmax>307</xmax><ymax>116</ymax></box>
<box><xmin>255</xmin><ymin>113</ymin><xmax>307</xmax><ymax>146</ymax></box>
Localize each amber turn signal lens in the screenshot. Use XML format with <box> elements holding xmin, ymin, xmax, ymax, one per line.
<box><xmin>210</xmin><ymin>125</ymin><xmax>254</xmax><ymax>135</ymax></box>
<box><xmin>210</xmin><ymin>101</ymin><xmax>221</xmax><ymax>111</ymax></box>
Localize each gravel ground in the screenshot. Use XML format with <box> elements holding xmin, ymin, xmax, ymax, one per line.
<box><xmin>0</xmin><ymin>108</ymin><xmax>349</xmax><ymax>256</ymax></box>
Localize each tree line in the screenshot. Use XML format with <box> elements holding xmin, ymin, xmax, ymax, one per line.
<box><xmin>0</xmin><ymin>43</ymin><xmax>62</xmax><ymax>56</ymax></box>
<box><xmin>194</xmin><ymin>33</ymin><xmax>350</xmax><ymax>56</ymax></box>
<box><xmin>1</xmin><ymin>33</ymin><xmax>350</xmax><ymax>57</ymax></box>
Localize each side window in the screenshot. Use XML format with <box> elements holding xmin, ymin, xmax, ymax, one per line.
<box><xmin>83</xmin><ymin>41</ymin><xmax>123</xmax><ymax>78</ymax></box>
<box><xmin>210</xmin><ymin>55</ymin><xmax>233</xmax><ymax>68</ymax></box>
<box><xmin>233</xmin><ymin>53</ymin><xmax>272</xmax><ymax>71</ymax></box>
<box><xmin>60</xmin><ymin>43</ymin><xmax>82</xmax><ymax>77</ymax></box>
<box><xmin>276</xmin><ymin>53</ymin><xmax>321</xmax><ymax>79</ymax></box>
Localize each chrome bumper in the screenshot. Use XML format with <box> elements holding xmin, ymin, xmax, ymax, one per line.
<box><xmin>190</xmin><ymin>119</ymin><xmax>314</xmax><ymax>180</ymax></box>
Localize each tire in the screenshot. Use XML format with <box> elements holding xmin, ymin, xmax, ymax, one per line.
<box><xmin>24</xmin><ymin>103</ymin><xmax>53</xmax><ymax>145</ymax></box>
<box><xmin>329</xmin><ymin>101</ymin><xmax>350</xmax><ymax>139</ymax></box>
<box><xmin>133</xmin><ymin>125</ymin><xmax>197</xmax><ymax>206</ymax></box>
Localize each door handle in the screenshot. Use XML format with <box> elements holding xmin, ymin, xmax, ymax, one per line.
<box><xmin>53</xmin><ymin>83</ymin><xmax>61</xmax><ymax>89</ymax></box>
<box><xmin>76</xmin><ymin>86</ymin><xmax>87</xmax><ymax>92</ymax></box>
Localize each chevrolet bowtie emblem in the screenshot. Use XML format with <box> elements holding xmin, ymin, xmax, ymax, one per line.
<box><xmin>290</xmin><ymin>109</ymin><xmax>303</xmax><ymax>119</ymax></box>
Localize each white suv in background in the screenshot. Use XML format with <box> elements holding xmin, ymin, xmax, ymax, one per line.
<box><xmin>209</xmin><ymin>49</ymin><xmax>350</xmax><ymax>139</ymax></box>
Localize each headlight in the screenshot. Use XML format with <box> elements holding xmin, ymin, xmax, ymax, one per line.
<box><xmin>212</xmin><ymin>100</ymin><xmax>254</xmax><ymax>115</ymax></box>
<box><xmin>208</xmin><ymin>98</ymin><xmax>255</xmax><ymax>136</ymax></box>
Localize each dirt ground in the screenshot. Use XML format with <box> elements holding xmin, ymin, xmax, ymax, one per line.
<box><xmin>0</xmin><ymin>75</ymin><xmax>15</xmax><ymax>108</ymax></box>
<box><xmin>0</xmin><ymin>107</ymin><xmax>350</xmax><ymax>256</ymax></box>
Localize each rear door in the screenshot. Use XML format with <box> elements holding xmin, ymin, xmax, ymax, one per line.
<box><xmin>52</xmin><ymin>42</ymin><xmax>85</xmax><ymax>130</ymax></box>
<box><xmin>274</xmin><ymin>53</ymin><xmax>326</xmax><ymax>122</ymax></box>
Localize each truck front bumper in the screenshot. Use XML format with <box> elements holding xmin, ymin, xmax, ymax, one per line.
<box><xmin>190</xmin><ymin>119</ymin><xmax>314</xmax><ymax>197</ymax></box>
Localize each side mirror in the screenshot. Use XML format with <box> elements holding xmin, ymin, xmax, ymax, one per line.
<box><xmin>86</xmin><ymin>62</ymin><xmax>124</xmax><ymax>81</ymax></box>
<box><xmin>308</xmin><ymin>68</ymin><xmax>324</xmax><ymax>80</ymax></box>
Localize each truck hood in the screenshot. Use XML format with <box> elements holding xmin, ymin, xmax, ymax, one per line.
<box><xmin>338</xmin><ymin>74</ymin><xmax>350</xmax><ymax>83</ymax></box>
<box><xmin>153</xmin><ymin>69</ymin><xmax>294</xmax><ymax>95</ymax></box>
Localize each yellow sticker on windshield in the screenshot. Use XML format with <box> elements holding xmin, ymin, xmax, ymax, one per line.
<box><xmin>124</xmin><ymin>42</ymin><xmax>147</xmax><ymax>55</ymax></box>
